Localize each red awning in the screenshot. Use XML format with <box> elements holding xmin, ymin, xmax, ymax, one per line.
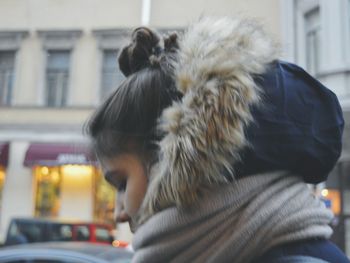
<box><xmin>24</xmin><ymin>143</ymin><xmax>97</xmax><ymax>167</ymax></box>
<box><xmin>0</xmin><ymin>142</ymin><xmax>9</xmax><ymax>167</ymax></box>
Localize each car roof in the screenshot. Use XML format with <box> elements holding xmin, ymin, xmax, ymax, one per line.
<box><xmin>10</xmin><ymin>217</ymin><xmax>112</xmax><ymax>227</ymax></box>
<box><xmin>0</xmin><ymin>242</ymin><xmax>133</xmax><ymax>262</ymax></box>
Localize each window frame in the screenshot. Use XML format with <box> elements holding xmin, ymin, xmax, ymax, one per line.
<box><xmin>294</xmin><ymin>0</ymin><xmax>321</xmax><ymax>74</ymax></box>
<box><xmin>93</xmin><ymin>29</ymin><xmax>129</xmax><ymax>105</ymax></box>
<box><xmin>0</xmin><ymin>31</ymin><xmax>28</xmax><ymax>107</ymax></box>
<box><xmin>99</xmin><ymin>49</ymin><xmax>125</xmax><ymax>101</ymax></box>
<box><xmin>0</xmin><ymin>50</ymin><xmax>16</xmax><ymax>106</ymax></box>
<box><xmin>345</xmin><ymin>0</ymin><xmax>350</xmax><ymax>65</ymax></box>
<box><xmin>37</xmin><ymin>30</ymin><xmax>82</xmax><ymax>107</ymax></box>
<box><xmin>304</xmin><ymin>6</ymin><xmax>321</xmax><ymax>75</ymax></box>
<box><xmin>45</xmin><ymin>50</ymin><xmax>71</xmax><ymax>107</ymax></box>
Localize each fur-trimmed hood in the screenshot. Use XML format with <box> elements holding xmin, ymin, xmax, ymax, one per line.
<box><xmin>139</xmin><ymin>16</ymin><xmax>280</xmax><ymax>221</ymax></box>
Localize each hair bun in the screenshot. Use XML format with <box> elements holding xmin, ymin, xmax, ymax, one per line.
<box><xmin>119</xmin><ymin>27</ymin><xmax>161</xmax><ymax>76</ymax></box>
<box><xmin>164</xmin><ymin>32</ymin><xmax>179</xmax><ymax>52</ymax></box>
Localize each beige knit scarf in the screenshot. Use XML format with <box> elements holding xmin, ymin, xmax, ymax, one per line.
<box><xmin>132</xmin><ymin>171</ymin><xmax>333</xmax><ymax>263</ymax></box>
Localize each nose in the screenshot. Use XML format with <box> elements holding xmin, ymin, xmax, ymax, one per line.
<box><xmin>116</xmin><ymin>211</ymin><xmax>131</xmax><ymax>223</ymax></box>
<box><xmin>115</xmin><ymin>192</ymin><xmax>131</xmax><ymax>223</ymax></box>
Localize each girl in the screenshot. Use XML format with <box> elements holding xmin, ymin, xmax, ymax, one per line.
<box><xmin>87</xmin><ymin>17</ymin><xmax>348</xmax><ymax>262</ymax></box>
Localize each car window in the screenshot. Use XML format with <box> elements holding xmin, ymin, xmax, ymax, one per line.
<box><xmin>75</xmin><ymin>225</ymin><xmax>90</xmax><ymax>241</ymax></box>
<box><xmin>6</xmin><ymin>222</ymin><xmax>44</xmax><ymax>244</ymax></box>
<box><xmin>50</xmin><ymin>224</ymin><xmax>73</xmax><ymax>241</ymax></box>
<box><xmin>95</xmin><ymin>227</ymin><xmax>111</xmax><ymax>242</ymax></box>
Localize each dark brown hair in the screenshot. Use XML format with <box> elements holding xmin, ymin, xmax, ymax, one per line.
<box><xmin>86</xmin><ymin>27</ymin><xmax>181</xmax><ymax>161</ymax></box>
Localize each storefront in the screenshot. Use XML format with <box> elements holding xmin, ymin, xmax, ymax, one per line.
<box><xmin>0</xmin><ymin>142</ymin><xmax>9</xmax><ymax>219</ymax></box>
<box><xmin>319</xmin><ymin>159</ymin><xmax>350</xmax><ymax>255</ymax></box>
<box><xmin>23</xmin><ymin>143</ymin><xmax>115</xmax><ymax>225</ymax></box>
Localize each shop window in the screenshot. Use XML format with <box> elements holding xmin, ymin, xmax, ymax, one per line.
<box><xmin>45</xmin><ymin>50</ymin><xmax>70</xmax><ymax>107</ymax></box>
<box><xmin>34</xmin><ymin>165</ymin><xmax>114</xmax><ymax>222</ymax></box>
<box><xmin>319</xmin><ymin>188</ymin><xmax>341</xmax><ymax>215</ymax></box>
<box><xmin>304</xmin><ymin>7</ymin><xmax>321</xmax><ymax>75</ymax></box>
<box><xmin>93</xmin><ymin>169</ymin><xmax>116</xmax><ymax>225</ymax></box>
<box><xmin>34</xmin><ymin>166</ymin><xmax>62</xmax><ymax>217</ymax></box>
<box><xmin>0</xmin><ymin>51</ymin><xmax>15</xmax><ymax>106</ymax></box>
<box><xmin>100</xmin><ymin>49</ymin><xmax>124</xmax><ymax>101</ymax></box>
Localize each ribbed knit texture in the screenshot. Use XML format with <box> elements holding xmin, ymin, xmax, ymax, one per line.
<box><xmin>132</xmin><ymin>171</ymin><xmax>333</xmax><ymax>263</ymax></box>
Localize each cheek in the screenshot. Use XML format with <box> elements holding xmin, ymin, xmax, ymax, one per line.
<box><xmin>124</xmin><ymin>173</ymin><xmax>148</xmax><ymax>216</ymax></box>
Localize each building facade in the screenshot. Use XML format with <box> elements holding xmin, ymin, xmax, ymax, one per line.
<box><xmin>0</xmin><ymin>0</ymin><xmax>283</xmax><ymax>243</ymax></box>
<box><xmin>281</xmin><ymin>0</ymin><xmax>350</xmax><ymax>255</ymax></box>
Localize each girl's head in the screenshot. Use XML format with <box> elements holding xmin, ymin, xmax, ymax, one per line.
<box><xmin>88</xmin><ymin>17</ymin><xmax>279</xmax><ymax>229</ymax></box>
<box><xmin>86</xmin><ymin>27</ymin><xmax>181</xmax><ymax>229</ymax></box>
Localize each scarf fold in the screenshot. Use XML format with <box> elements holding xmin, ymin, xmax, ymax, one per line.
<box><xmin>132</xmin><ymin>171</ymin><xmax>333</xmax><ymax>263</ymax></box>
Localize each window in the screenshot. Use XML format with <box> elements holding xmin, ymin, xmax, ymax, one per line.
<box><xmin>101</xmin><ymin>49</ymin><xmax>124</xmax><ymax>101</ymax></box>
<box><xmin>95</xmin><ymin>226</ymin><xmax>112</xmax><ymax>242</ymax></box>
<box><xmin>38</xmin><ymin>30</ymin><xmax>81</xmax><ymax>107</ymax></box>
<box><xmin>0</xmin><ymin>167</ymin><xmax>5</xmax><ymax>207</ymax></box>
<box><xmin>50</xmin><ymin>224</ymin><xmax>73</xmax><ymax>241</ymax></box>
<box><xmin>305</xmin><ymin>7</ymin><xmax>321</xmax><ymax>75</ymax></box>
<box><xmin>45</xmin><ymin>50</ymin><xmax>70</xmax><ymax>107</ymax></box>
<box><xmin>92</xmin><ymin>29</ymin><xmax>129</xmax><ymax>103</ymax></box>
<box><xmin>75</xmin><ymin>225</ymin><xmax>90</xmax><ymax>241</ymax></box>
<box><xmin>93</xmin><ymin>169</ymin><xmax>116</xmax><ymax>225</ymax></box>
<box><xmin>348</xmin><ymin>0</ymin><xmax>350</xmax><ymax>62</ymax></box>
<box><xmin>34</xmin><ymin>166</ymin><xmax>62</xmax><ymax>217</ymax></box>
<box><xmin>7</xmin><ymin>221</ymin><xmax>44</xmax><ymax>243</ymax></box>
<box><xmin>0</xmin><ymin>51</ymin><xmax>15</xmax><ymax>106</ymax></box>
<box><xmin>349</xmin><ymin>0</ymin><xmax>350</xmax><ymax>31</ymax></box>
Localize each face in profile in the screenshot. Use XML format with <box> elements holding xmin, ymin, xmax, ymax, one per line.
<box><xmin>101</xmin><ymin>153</ymin><xmax>148</xmax><ymax>232</ymax></box>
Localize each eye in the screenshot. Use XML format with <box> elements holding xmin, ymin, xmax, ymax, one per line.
<box><xmin>104</xmin><ymin>171</ymin><xmax>127</xmax><ymax>192</ymax></box>
<box><xmin>115</xmin><ymin>180</ymin><xmax>127</xmax><ymax>192</ymax></box>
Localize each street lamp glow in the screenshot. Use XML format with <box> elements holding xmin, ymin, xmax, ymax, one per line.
<box><xmin>321</xmin><ymin>189</ymin><xmax>329</xmax><ymax>197</ymax></box>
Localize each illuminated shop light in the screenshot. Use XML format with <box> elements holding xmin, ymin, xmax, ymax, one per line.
<box><xmin>321</xmin><ymin>189</ymin><xmax>329</xmax><ymax>197</ymax></box>
<box><xmin>61</xmin><ymin>165</ymin><xmax>93</xmax><ymax>177</ymax></box>
<box><xmin>41</xmin><ymin>166</ymin><xmax>49</xmax><ymax>175</ymax></box>
<box><xmin>51</xmin><ymin>171</ymin><xmax>60</xmax><ymax>183</ymax></box>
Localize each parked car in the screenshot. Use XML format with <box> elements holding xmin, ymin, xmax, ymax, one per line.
<box><xmin>0</xmin><ymin>242</ymin><xmax>133</xmax><ymax>263</ymax></box>
<box><xmin>4</xmin><ymin>217</ymin><xmax>116</xmax><ymax>246</ymax></box>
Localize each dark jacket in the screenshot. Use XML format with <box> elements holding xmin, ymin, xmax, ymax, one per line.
<box><xmin>255</xmin><ymin>239</ymin><xmax>350</xmax><ymax>263</ymax></box>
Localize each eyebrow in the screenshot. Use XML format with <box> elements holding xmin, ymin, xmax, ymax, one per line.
<box><xmin>104</xmin><ymin>169</ymin><xmax>127</xmax><ymax>182</ymax></box>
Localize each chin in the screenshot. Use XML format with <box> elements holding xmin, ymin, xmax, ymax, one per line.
<box><xmin>129</xmin><ymin>219</ymin><xmax>138</xmax><ymax>233</ymax></box>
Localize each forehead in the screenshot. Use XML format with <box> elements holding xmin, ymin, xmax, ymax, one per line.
<box><xmin>100</xmin><ymin>153</ymin><xmax>142</xmax><ymax>171</ymax></box>
<box><xmin>95</xmin><ymin>135</ymin><xmax>138</xmax><ymax>155</ymax></box>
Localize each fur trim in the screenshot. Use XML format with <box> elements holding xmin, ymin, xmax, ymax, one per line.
<box><xmin>140</xmin><ymin>16</ymin><xmax>280</xmax><ymax>222</ymax></box>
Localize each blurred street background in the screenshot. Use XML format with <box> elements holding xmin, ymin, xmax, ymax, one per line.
<box><xmin>0</xmin><ymin>0</ymin><xmax>350</xmax><ymax>255</ymax></box>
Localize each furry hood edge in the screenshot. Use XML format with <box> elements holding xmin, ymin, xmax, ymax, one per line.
<box><xmin>139</xmin><ymin>16</ymin><xmax>280</xmax><ymax>222</ymax></box>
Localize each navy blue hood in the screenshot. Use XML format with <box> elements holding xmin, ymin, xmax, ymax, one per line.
<box><xmin>238</xmin><ymin>60</ymin><xmax>344</xmax><ymax>183</ymax></box>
